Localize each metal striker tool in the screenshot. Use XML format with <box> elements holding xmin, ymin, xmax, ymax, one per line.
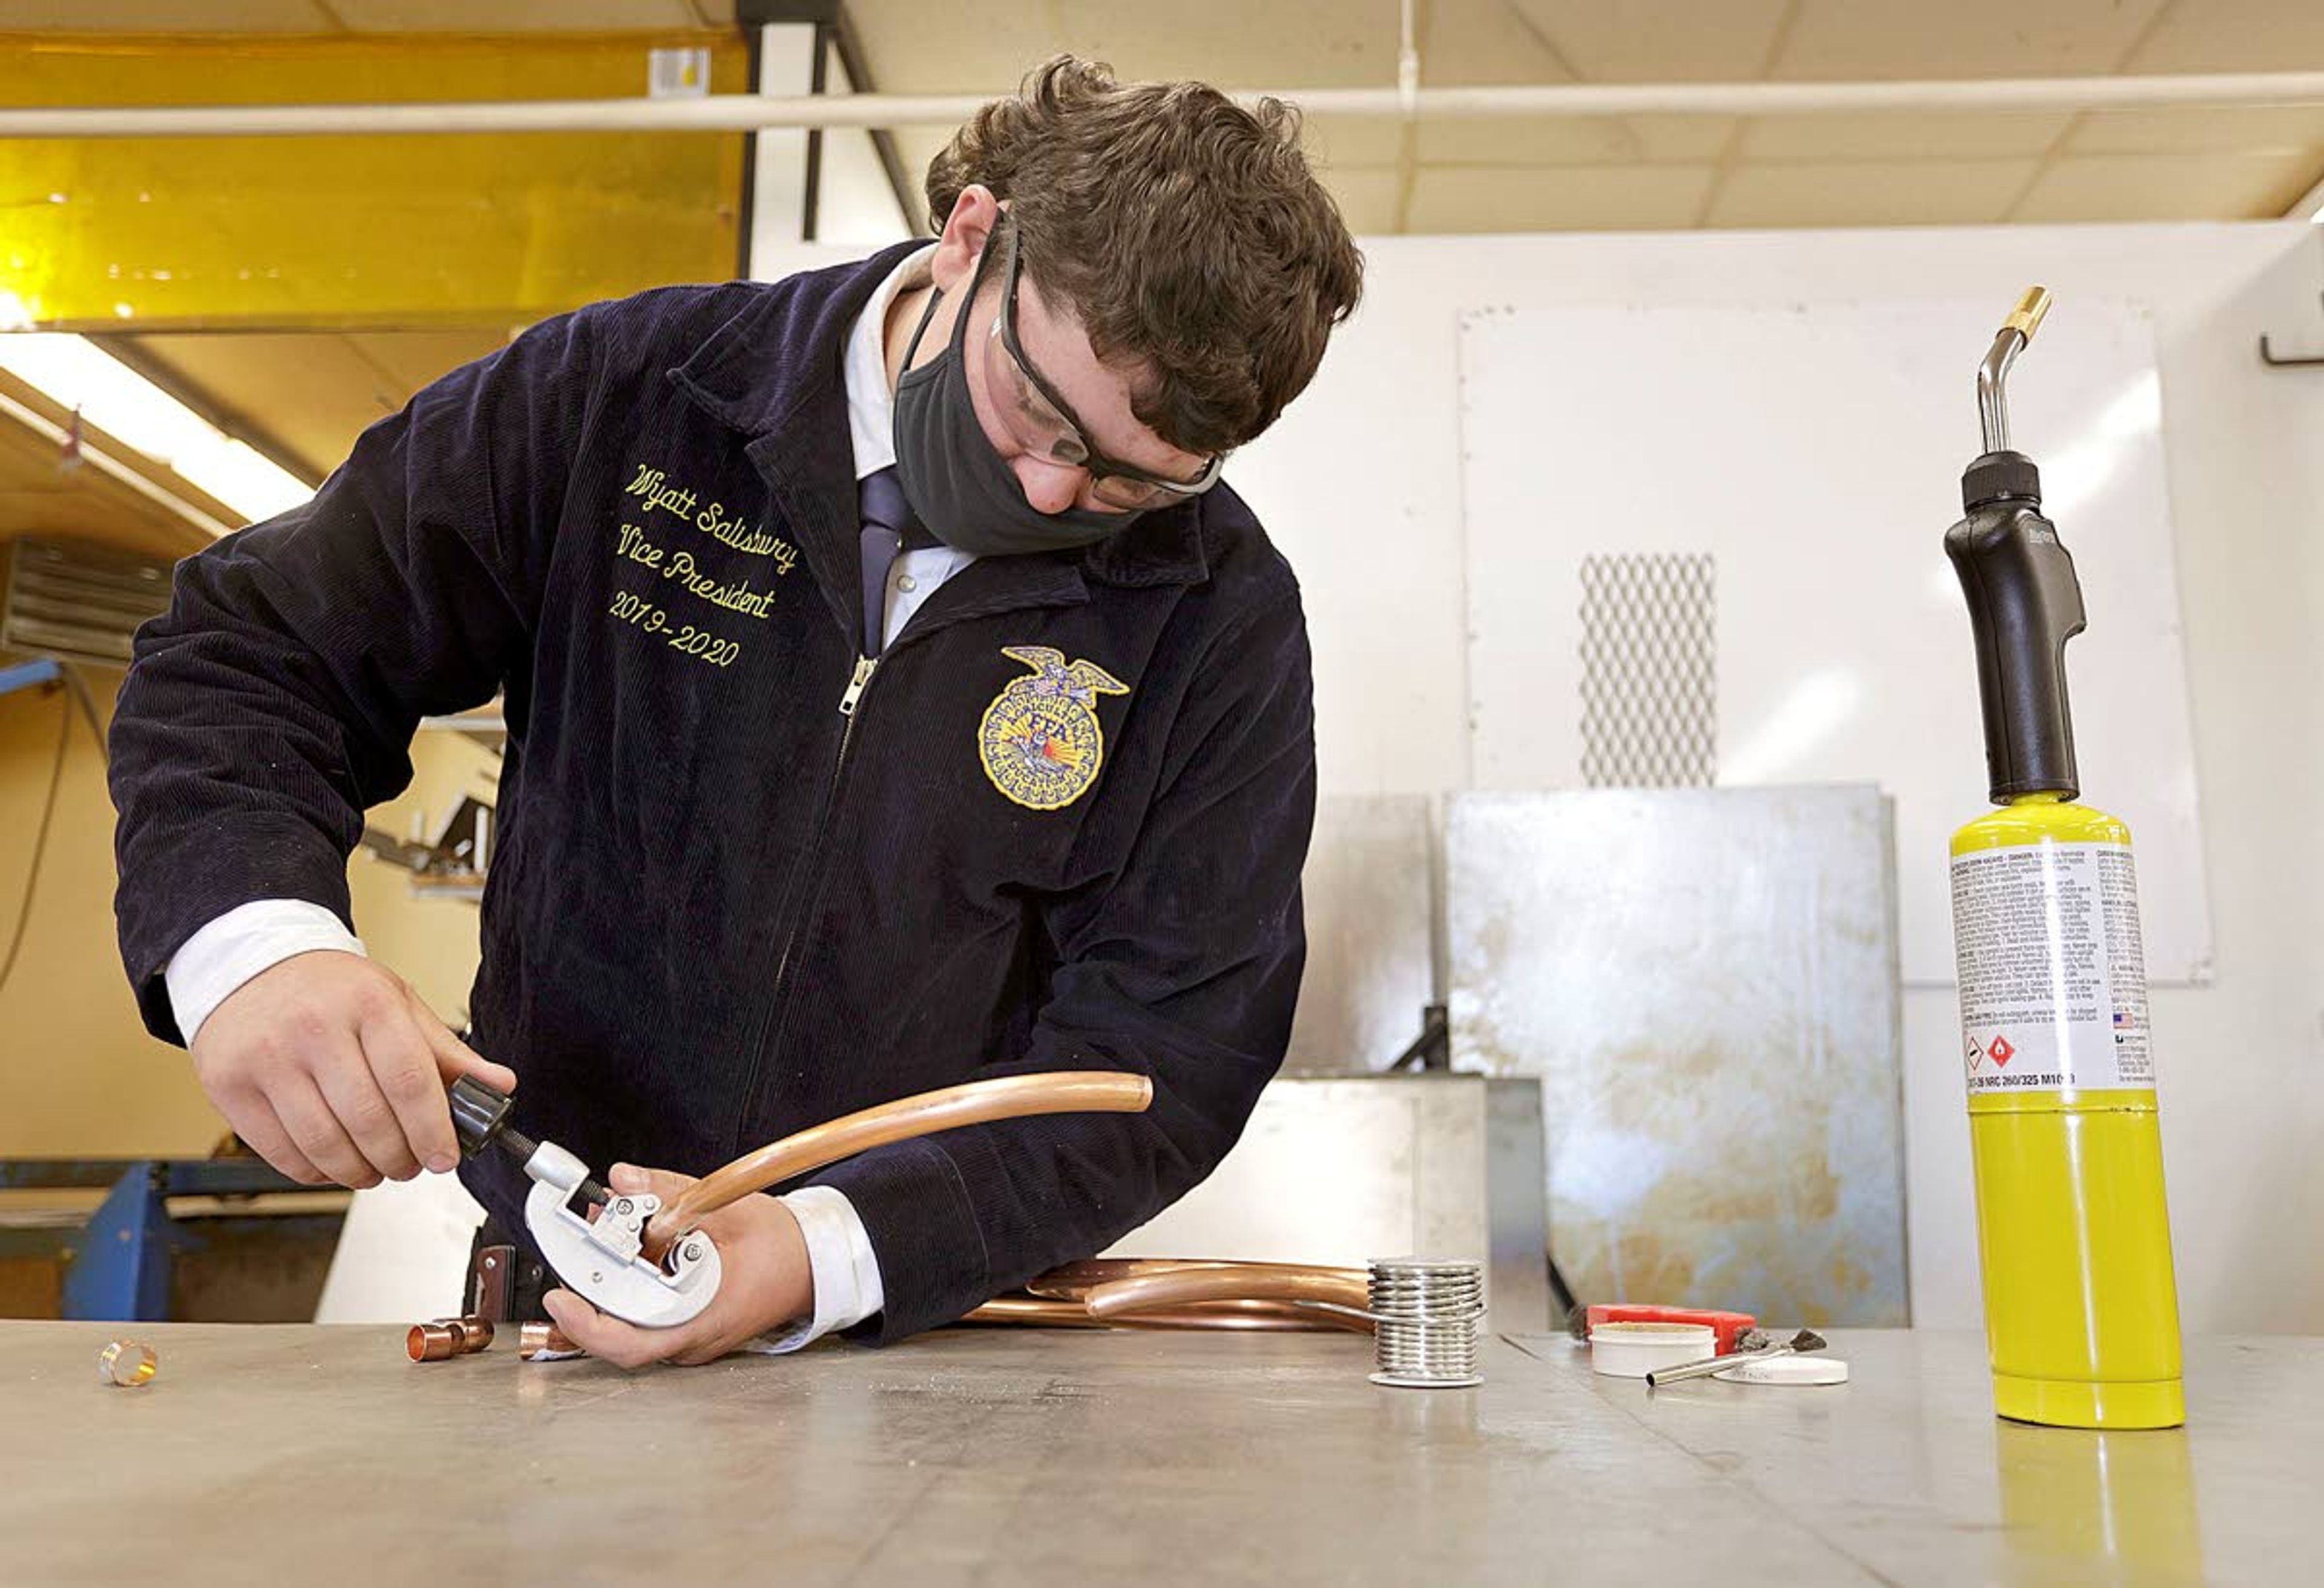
<box><xmin>448</xmin><ymin>1077</ymin><xmax>724</xmax><ymax>1330</ymax></box>
<box><xmin>1646</xmin><ymin>1328</ymin><xmax>1828</xmax><ymax>1388</ymax></box>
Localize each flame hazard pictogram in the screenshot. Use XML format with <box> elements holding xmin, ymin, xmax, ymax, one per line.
<box><xmin>1989</xmin><ymin>1035</ymin><xmax>2016</xmax><ymax>1067</ymax></box>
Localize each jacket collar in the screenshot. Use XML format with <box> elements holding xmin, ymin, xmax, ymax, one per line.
<box><xmin>668</xmin><ymin>245</ymin><xmax>1212</xmax><ymax>602</ymax></box>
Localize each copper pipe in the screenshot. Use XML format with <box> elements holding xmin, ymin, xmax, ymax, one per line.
<box><xmin>406</xmin><ymin>1316</ymin><xmax>494</xmax><ymax>1362</ymax></box>
<box><xmin>1111</xmin><ymin>1300</ymin><xmax>1365</xmax><ymax>1333</ymax></box>
<box><xmin>1025</xmin><ymin>1258</ymin><xmax>1246</xmax><ymax>1302</ymax></box>
<box><xmin>644</xmin><ymin>1071</ymin><xmax>1154</xmax><ymax>1255</ymax></box>
<box><xmin>960</xmin><ymin>1296</ymin><xmax>1364</xmax><ymax>1333</ymax></box>
<box><xmin>1028</xmin><ymin>1257</ymin><xmax>1368</xmax><ymax>1302</ymax></box>
<box><xmin>960</xmin><ymin>1296</ymin><xmax>1112</xmax><ymax>1328</ymax></box>
<box><xmin>519</xmin><ymin>1322</ymin><xmax>585</xmax><ymax>1360</ymax></box>
<box><xmin>1085</xmin><ymin>1265</ymin><xmax>1372</xmax><ymax>1321</ymax></box>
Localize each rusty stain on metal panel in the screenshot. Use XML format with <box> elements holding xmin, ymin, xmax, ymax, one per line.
<box><xmin>1446</xmin><ymin>786</ymin><xmax>1907</xmax><ymax>1326</ymax></box>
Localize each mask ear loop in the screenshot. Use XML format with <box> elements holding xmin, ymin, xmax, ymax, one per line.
<box><xmin>901</xmin><ymin>224</ymin><xmax>1003</xmax><ymax>372</ymax></box>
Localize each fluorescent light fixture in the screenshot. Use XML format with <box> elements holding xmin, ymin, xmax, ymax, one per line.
<box><xmin>0</xmin><ymin>290</ymin><xmax>313</xmax><ymax>527</ymax></box>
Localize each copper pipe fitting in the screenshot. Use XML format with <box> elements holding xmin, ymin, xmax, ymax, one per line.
<box><xmin>519</xmin><ymin>1321</ymin><xmax>585</xmax><ymax>1360</ymax></box>
<box><xmin>98</xmin><ymin>1339</ymin><xmax>159</xmax><ymax>1387</ymax></box>
<box><xmin>643</xmin><ymin>1071</ymin><xmax>1154</xmax><ymax>1257</ymax></box>
<box><xmin>405</xmin><ymin>1316</ymin><xmax>494</xmax><ymax>1362</ymax></box>
<box><xmin>1085</xmin><ymin>1265</ymin><xmax>1373</xmax><ymax>1323</ymax></box>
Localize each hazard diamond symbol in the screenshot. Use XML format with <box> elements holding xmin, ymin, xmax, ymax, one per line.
<box><xmin>1990</xmin><ymin>1035</ymin><xmax>2016</xmax><ymax>1068</ymax></box>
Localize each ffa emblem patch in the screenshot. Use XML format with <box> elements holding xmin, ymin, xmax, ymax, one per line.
<box><xmin>978</xmin><ymin>645</ymin><xmax>1130</xmax><ymax>811</ymax></box>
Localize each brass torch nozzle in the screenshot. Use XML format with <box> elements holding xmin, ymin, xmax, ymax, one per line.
<box><xmin>1978</xmin><ymin>286</ymin><xmax>2056</xmax><ymax>455</ymax></box>
<box><xmin>2002</xmin><ymin>286</ymin><xmax>2052</xmax><ymax>344</ymax></box>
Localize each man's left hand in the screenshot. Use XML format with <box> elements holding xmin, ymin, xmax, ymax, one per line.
<box><xmin>541</xmin><ymin>1163</ymin><xmax>814</xmax><ymax>1368</ymax></box>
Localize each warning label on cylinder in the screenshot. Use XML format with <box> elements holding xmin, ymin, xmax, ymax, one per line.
<box><xmin>1951</xmin><ymin>842</ymin><xmax>2155</xmax><ymax>1094</ymax></box>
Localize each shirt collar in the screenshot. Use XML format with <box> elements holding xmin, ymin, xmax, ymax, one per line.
<box><xmin>841</xmin><ymin>243</ymin><xmax>935</xmax><ymax>484</ymax></box>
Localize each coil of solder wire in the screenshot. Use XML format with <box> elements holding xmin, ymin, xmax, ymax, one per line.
<box><xmin>1365</xmin><ymin>1258</ymin><xmax>1485</xmax><ymax>1389</ymax></box>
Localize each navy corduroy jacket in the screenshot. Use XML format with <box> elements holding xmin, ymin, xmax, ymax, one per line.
<box><xmin>108</xmin><ymin>244</ymin><xmax>1316</xmax><ymax>1342</ymax></box>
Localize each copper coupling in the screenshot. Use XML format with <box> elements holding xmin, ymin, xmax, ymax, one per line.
<box><xmin>518</xmin><ymin>1321</ymin><xmax>584</xmax><ymax>1360</ymax></box>
<box><xmin>405</xmin><ymin>1316</ymin><xmax>496</xmax><ymax>1362</ymax></box>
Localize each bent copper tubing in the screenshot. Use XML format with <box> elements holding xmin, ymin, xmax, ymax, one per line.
<box><xmin>1085</xmin><ymin>1265</ymin><xmax>1373</xmax><ymax>1322</ymax></box>
<box><xmin>962</xmin><ymin>1296</ymin><xmax>1362</xmax><ymax>1333</ymax></box>
<box><xmin>1026</xmin><ymin>1258</ymin><xmax>1259</xmax><ymax>1302</ymax></box>
<box><xmin>643</xmin><ymin>1071</ymin><xmax>1154</xmax><ymax>1256</ymax></box>
<box><xmin>1028</xmin><ymin>1257</ymin><xmax>1368</xmax><ymax>1303</ymax></box>
<box><xmin>962</xmin><ymin>1296</ymin><xmax>1112</xmax><ymax>1328</ymax></box>
<box><xmin>1112</xmin><ymin>1300</ymin><xmax>1367</xmax><ymax>1333</ymax></box>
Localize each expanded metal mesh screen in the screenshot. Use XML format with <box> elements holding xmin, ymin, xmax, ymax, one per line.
<box><xmin>1578</xmin><ymin>553</ymin><xmax>1716</xmax><ymax>788</ymax></box>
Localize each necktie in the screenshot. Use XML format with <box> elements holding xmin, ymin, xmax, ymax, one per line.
<box><xmin>858</xmin><ymin>467</ymin><xmax>938</xmax><ymax>657</ymax></box>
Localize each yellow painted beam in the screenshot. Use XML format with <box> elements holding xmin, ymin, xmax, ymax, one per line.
<box><xmin>0</xmin><ymin>32</ymin><xmax>749</xmax><ymax>331</ymax></box>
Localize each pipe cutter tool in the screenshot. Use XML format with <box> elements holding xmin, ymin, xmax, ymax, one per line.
<box><xmin>449</xmin><ymin>1077</ymin><xmax>721</xmax><ymax>1328</ymax></box>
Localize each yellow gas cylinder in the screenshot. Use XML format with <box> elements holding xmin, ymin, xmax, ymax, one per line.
<box><xmin>1943</xmin><ymin>289</ymin><xmax>2184</xmax><ymax>1429</ymax></box>
<box><xmin>1951</xmin><ymin>799</ymin><xmax>2182</xmax><ymax>1428</ymax></box>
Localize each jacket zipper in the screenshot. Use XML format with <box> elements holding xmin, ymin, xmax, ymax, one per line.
<box><xmin>781</xmin><ymin>652</ymin><xmax>878</xmax><ymax>994</ymax></box>
<box><xmin>727</xmin><ymin>651</ymin><xmax>879</xmax><ymax>1153</ymax></box>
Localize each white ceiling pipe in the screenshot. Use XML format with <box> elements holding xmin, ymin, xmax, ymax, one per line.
<box><xmin>5</xmin><ymin>71</ymin><xmax>2324</xmax><ymax>138</ymax></box>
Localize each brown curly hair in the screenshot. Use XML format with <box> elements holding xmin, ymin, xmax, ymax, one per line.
<box><xmin>925</xmin><ymin>56</ymin><xmax>1364</xmax><ymax>456</ymax></box>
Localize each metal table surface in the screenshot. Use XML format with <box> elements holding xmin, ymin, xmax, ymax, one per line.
<box><xmin>0</xmin><ymin>1323</ymin><xmax>2311</xmax><ymax>1587</ymax></box>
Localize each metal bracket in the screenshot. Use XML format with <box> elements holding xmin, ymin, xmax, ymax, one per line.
<box><xmin>2258</xmin><ymin>333</ymin><xmax>2324</xmax><ymax>368</ymax></box>
<box><xmin>2259</xmin><ymin>291</ymin><xmax>2324</xmax><ymax>367</ymax></box>
<box><xmin>520</xmin><ymin>1143</ymin><xmax>720</xmax><ymax>1328</ymax></box>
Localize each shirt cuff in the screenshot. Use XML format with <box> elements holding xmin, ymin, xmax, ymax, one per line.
<box><xmin>163</xmin><ymin>899</ymin><xmax>367</xmax><ymax>1046</ymax></box>
<box><xmin>742</xmin><ymin>1185</ymin><xmax>885</xmax><ymax>1354</ymax></box>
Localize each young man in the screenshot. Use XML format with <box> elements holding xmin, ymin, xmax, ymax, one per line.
<box><xmin>110</xmin><ymin>57</ymin><xmax>1362</xmax><ymax>1365</ymax></box>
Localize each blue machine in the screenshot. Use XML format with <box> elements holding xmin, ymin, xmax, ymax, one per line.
<box><xmin>0</xmin><ymin>658</ymin><xmax>64</xmax><ymax>697</ymax></box>
<box><xmin>0</xmin><ymin>1158</ymin><xmax>341</xmax><ymax>1321</ymax></box>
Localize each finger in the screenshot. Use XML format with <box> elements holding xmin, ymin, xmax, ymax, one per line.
<box><xmin>311</xmin><ymin>1039</ymin><xmax>424</xmax><ymax>1183</ymax></box>
<box><xmin>214</xmin><ymin>1088</ymin><xmax>330</xmax><ymax>1186</ymax></box>
<box><xmin>410</xmin><ymin>997</ymin><xmax>518</xmax><ymax>1094</ymax></box>
<box><xmin>608</xmin><ymin>1162</ymin><xmax>699</xmax><ymax>1198</ymax></box>
<box><xmin>358</xmin><ymin>1005</ymin><xmax>459</xmax><ymax>1173</ymax></box>
<box><xmin>272</xmin><ymin>1074</ymin><xmax>382</xmax><ymax>1189</ymax></box>
<box><xmin>542</xmin><ymin>1290</ymin><xmax>696</xmax><ymax>1371</ymax></box>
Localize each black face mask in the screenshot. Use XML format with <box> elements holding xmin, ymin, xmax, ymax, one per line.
<box><xmin>891</xmin><ymin>244</ymin><xmax>1140</xmax><ymax>558</ymax></box>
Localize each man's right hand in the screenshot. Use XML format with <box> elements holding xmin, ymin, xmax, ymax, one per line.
<box><xmin>189</xmin><ymin>950</ymin><xmax>517</xmax><ymax>1189</ymax></box>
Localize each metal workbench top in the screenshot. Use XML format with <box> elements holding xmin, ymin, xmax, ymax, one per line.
<box><xmin>1</xmin><ymin>1323</ymin><xmax>2311</xmax><ymax>1586</ymax></box>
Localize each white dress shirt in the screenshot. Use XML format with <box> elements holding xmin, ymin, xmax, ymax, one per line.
<box><xmin>165</xmin><ymin>243</ymin><xmax>965</xmax><ymax>1353</ymax></box>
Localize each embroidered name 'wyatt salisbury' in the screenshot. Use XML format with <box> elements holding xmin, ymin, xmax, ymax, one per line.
<box><xmin>626</xmin><ymin>464</ymin><xmax>798</xmax><ymax>573</ymax></box>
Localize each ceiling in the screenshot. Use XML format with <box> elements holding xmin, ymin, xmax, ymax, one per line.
<box><xmin>4</xmin><ymin>0</ymin><xmax>2323</xmax><ymax>565</ymax></box>
<box><xmin>108</xmin><ymin>330</ymin><xmax>513</xmax><ymax>484</ymax></box>
<box><xmin>10</xmin><ymin>0</ymin><xmax>2322</xmax><ymax>235</ymax></box>
<box><xmin>845</xmin><ymin>0</ymin><xmax>2324</xmax><ymax>233</ymax></box>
